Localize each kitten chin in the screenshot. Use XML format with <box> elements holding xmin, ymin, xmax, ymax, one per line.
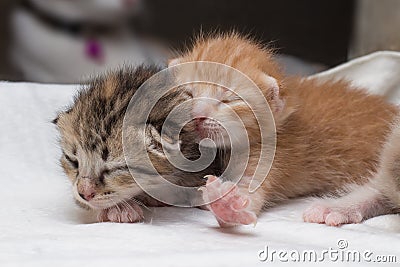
<box><xmin>169</xmin><ymin>32</ymin><xmax>399</xmax><ymax>227</ymax></box>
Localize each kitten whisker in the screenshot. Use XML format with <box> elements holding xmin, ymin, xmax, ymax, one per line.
<box><xmin>130</xmin><ymin>198</ymin><xmax>151</xmax><ymax>211</ymax></box>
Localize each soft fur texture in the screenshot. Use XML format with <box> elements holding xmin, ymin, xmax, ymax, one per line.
<box><xmin>54</xmin><ymin>65</ymin><xmax>220</xmax><ymax>223</ymax></box>
<box><xmin>170</xmin><ymin>32</ymin><xmax>399</xmax><ymax>226</ymax></box>
<box><xmin>304</xmin><ymin>120</ymin><xmax>400</xmax><ymax>226</ymax></box>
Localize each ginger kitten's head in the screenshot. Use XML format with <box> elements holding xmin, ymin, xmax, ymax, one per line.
<box><xmin>53</xmin><ymin>66</ymin><xmax>198</xmax><ymax>210</ymax></box>
<box><xmin>169</xmin><ymin>33</ymin><xmax>290</xmax><ymax>147</ymax></box>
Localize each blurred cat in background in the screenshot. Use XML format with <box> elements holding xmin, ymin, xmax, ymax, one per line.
<box><xmin>12</xmin><ymin>0</ymin><xmax>164</xmax><ymax>83</ymax></box>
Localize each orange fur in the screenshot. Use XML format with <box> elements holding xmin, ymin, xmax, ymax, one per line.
<box><xmin>171</xmin><ymin>32</ymin><xmax>399</xmax><ymax>223</ymax></box>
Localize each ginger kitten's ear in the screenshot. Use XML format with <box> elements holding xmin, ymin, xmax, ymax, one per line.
<box><xmin>261</xmin><ymin>73</ymin><xmax>285</xmax><ymax>113</ymax></box>
<box><xmin>168</xmin><ymin>58</ymin><xmax>182</xmax><ymax>67</ymax></box>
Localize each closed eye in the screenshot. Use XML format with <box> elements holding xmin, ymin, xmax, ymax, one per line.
<box><xmin>64</xmin><ymin>154</ymin><xmax>79</xmax><ymax>169</ymax></box>
<box><xmin>106</xmin><ymin>165</ymin><xmax>158</xmax><ymax>176</ymax></box>
<box><xmin>221</xmin><ymin>97</ymin><xmax>242</xmax><ymax>104</ymax></box>
<box><xmin>184</xmin><ymin>90</ymin><xmax>193</xmax><ymax>98</ymax></box>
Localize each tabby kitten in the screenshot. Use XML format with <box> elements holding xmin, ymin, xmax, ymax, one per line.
<box><xmin>54</xmin><ymin>65</ymin><xmax>220</xmax><ymax>223</ymax></box>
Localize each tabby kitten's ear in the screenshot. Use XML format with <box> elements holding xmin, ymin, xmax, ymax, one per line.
<box><xmin>52</xmin><ymin>115</ymin><xmax>59</xmax><ymax>125</ymax></box>
<box><xmin>52</xmin><ymin>111</ymin><xmax>67</xmax><ymax>126</ymax></box>
<box><xmin>261</xmin><ymin>73</ymin><xmax>285</xmax><ymax>114</ymax></box>
<box><xmin>168</xmin><ymin>58</ymin><xmax>182</xmax><ymax>67</ymax></box>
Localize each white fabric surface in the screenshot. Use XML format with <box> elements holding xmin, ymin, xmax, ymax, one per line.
<box><xmin>1</xmin><ymin>52</ymin><xmax>400</xmax><ymax>267</ymax></box>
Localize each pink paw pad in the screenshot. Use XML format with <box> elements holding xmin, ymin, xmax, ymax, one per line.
<box><xmin>98</xmin><ymin>202</ymin><xmax>144</xmax><ymax>223</ymax></box>
<box><xmin>200</xmin><ymin>175</ymin><xmax>257</xmax><ymax>227</ymax></box>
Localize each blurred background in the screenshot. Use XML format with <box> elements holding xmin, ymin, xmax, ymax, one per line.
<box><xmin>0</xmin><ymin>0</ymin><xmax>399</xmax><ymax>84</ymax></box>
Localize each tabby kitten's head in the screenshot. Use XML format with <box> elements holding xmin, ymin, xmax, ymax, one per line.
<box><xmin>53</xmin><ymin>66</ymin><xmax>199</xmax><ymax>210</ymax></box>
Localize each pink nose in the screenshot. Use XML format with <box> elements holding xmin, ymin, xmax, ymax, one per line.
<box><xmin>77</xmin><ymin>179</ymin><xmax>97</xmax><ymax>201</ymax></box>
<box><xmin>79</xmin><ymin>191</ymin><xmax>96</xmax><ymax>201</ymax></box>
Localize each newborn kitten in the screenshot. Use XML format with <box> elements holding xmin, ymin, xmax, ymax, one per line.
<box><xmin>304</xmin><ymin>121</ymin><xmax>400</xmax><ymax>226</ymax></box>
<box><xmin>54</xmin><ymin>65</ymin><xmax>220</xmax><ymax>223</ymax></box>
<box><xmin>169</xmin><ymin>33</ymin><xmax>399</xmax><ymax>227</ymax></box>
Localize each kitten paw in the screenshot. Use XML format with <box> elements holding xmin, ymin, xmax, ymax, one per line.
<box><xmin>200</xmin><ymin>175</ymin><xmax>257</xmax><ymax>227</ymax></box>
<box><xmin>98</xmin><ymin>202</ymin><xmax>144</xmax><ymax>223</ymax></box>
<box><xmin>303</xmin><ymin>203</ymin><xmax>331</xmax><ymax>224</ymax></box>
<box><xmin>303</xmin><ymin>202</ymin><xmax>363</xmax><ymax>226</ymax></box>
<box><xmin>324</xmin><ymin>209</ymin><xmax>363</xmax><ymax>226</ymax></box>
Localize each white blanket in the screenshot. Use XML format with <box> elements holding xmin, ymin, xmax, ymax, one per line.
<box><xmin>1</xmin><ymin>52</ymin><xmax>400</xmax><ymax>267</ymax></box>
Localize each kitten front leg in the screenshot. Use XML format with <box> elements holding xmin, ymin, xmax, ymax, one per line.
<box><xmin>98</xmin><ymin>200</ymin><xmax>144</xmax><ymax>223</ymax></box>
<box><xmin>200</xmin><ymin>175</ymin><xmax>263</xmax><ymax>227</ymax></box>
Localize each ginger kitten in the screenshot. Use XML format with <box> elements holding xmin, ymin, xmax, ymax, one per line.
<box><xmin>169</xmin><ymin>33</ymin><xmax>399</xmax><ymax>227</ymax></box>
